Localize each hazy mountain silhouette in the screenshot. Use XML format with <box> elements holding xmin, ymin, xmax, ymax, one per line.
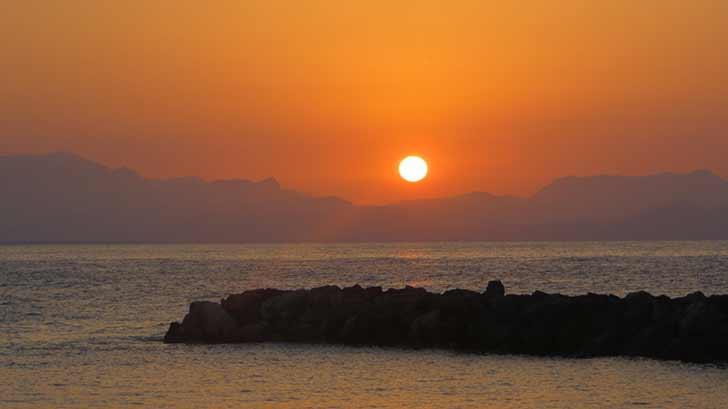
<box><xmin>2</xmin><ymin>152</ymin><xmax>728</xmax><ymax>242</ymax></box>
<box><xmin>0</xmin><ymin>152</ymin><xmax>350</xmax><ymax>242</ymax></box>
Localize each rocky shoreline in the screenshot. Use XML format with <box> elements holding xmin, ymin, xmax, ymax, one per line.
<box><xmin>164</xmin><ymin>281</ymin><xmax>728</xmax><ymax>363</ymax></box>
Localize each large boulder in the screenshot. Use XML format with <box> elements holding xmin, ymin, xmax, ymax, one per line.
<box><xmin>221</xmin><ymin>289</ymin><xmax>284</xmax><ymax>325</ymax></box>
<box><xmin>260</xmin><ymin>290</ymin><xmax>309</xmax><ymax>322</ymax></box>
<box><xmin>409</xmin><ymin>309</ymin><xmax>442</xmax><ymax>346</ymax></box>
<box><xmin>164</xmin><ymin>301</ymin><xmax>238</xmax><ymax>342</ymax></box>
<box><xmin>484</xmin><ymin>280</ymin><xmax>505</xmax><ymax>299</ymax></box>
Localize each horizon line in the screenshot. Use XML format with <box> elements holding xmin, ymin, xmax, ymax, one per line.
<box><xmin>1</xmin><ymin>150</ymin><xmax>725</xmax><ymax>206</ymax></box>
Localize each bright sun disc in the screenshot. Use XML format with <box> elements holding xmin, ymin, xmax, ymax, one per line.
<box><xmin>399</xmin><ymin>156</ymin><xmax>428</xmax><ymax>182</ymax></box>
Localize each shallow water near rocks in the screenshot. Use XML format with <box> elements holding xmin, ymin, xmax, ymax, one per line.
<box><xmin>2</xmin><ymin>241</ymin><xmax>728</xmax><ymax>408</ymax></box>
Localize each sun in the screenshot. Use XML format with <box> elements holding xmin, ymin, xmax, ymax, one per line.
<box><xmin>399</xmin><ymin>156</ymin><xmax>428</xmax><ymax>183</ymax></box>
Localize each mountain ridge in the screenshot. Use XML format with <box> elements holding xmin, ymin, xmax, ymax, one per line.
<box><xmin>2</xmin><ymin>152</ymin><xmax>727</xmax><ymax>242</ymax></box>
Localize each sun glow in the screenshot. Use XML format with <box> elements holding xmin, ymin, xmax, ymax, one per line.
<box><xmin>399</xmin><ymin>156</ymin><xmax>428</xmax><ymax>183</ymax></box>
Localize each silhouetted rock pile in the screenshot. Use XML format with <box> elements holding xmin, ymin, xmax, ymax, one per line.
<box><xmin>164</xmin><ymin>281</ymin><xmax>728</xmax><ymax>363</ymax></box>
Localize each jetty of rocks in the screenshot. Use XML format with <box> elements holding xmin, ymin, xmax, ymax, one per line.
<box><xmin>164</xmin><ymin>281</ymin><xmax>728</xmax><ymax>363</ymax></box>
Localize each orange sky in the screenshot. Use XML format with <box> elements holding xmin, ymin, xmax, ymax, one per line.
<box><xmin>2</xmin><ymin>1</ymin><xmax>727</xmax><ymax>204</ymax></box>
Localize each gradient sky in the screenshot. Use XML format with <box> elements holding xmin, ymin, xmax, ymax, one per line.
<box><xmin>2</xmin><ymin>1</ymin><xmax>727</xmax><ymax>203</ymax></box>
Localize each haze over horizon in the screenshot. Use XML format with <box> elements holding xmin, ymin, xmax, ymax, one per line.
<box><xmin>4</xmin><ymin>151</ymin><xmax>728</xmax><ymax>205</ymax></box>
<box><xmin>3</xmin><ymin>152</ymin><xmax>728</xmax><ymax>243</ymax></box>
<box><xmin>2</xmin><ymin>1</ymin><xmax>727</xmax><ymax>204</ymax></box>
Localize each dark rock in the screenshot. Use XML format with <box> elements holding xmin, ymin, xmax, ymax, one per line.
<box><xmin>679</xmin><ymin>301</ymin><xmax>716</xmax><ymax>336</ymax></box>
<box><xmin>680</xmin><ymin>291</ymin><xmax>707</xmax><ymax>304</ymax></box>
<box><xmin>163</xmin><ymin>283</ymin><xmax>728</xmax><ymax>363</ymax></box>
<box><xmin>164</xmin><ymin>301</ymin><xmax>238</xmax><ymax>343</ymax></box>
<box><xmin>260</xmin><ymin>290</ymin><xmax>308</xmax><ymax>322</ymax></box>
<box><xmin>484</xmin><ymin>280</ymin><xmax>505</xmax><ymax>298</ymax></box>
<box><xmin>234</xmin><ymin>322</ymin><xmax>270</xmax><ymax>342</ymax></box>
<box><xmin>409</xmin><ymin>309</ymin><xmax>442</xmax><ymax>346</ymax></box>
<box><xmin>221</xmin><ymin>288</ymin><xmax>284</xmax><ymax>325</ymax></box>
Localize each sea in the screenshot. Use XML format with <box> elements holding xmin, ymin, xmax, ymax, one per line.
<box><xmin>2</xmin><ymin>241</ymin><xmax>728</xmax><ymax>408</ymax></box>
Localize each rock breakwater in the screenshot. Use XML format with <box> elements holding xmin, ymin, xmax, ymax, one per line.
<box><xmin>164</xmin><ymin>281</ymin><xmax>728</xmax><ymax>363</ymax></box>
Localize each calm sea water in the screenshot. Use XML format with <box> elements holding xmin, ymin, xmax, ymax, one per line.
<box><xmin>2</xmin><ymin>241</ymin><xmax>728</xmax><ymax>408</ymax></box>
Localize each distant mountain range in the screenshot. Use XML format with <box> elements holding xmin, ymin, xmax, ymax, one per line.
<box><xmin>2</xmin><ymin>152</ymin><xmax>728</xmax><ymax>242</ymax></box>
